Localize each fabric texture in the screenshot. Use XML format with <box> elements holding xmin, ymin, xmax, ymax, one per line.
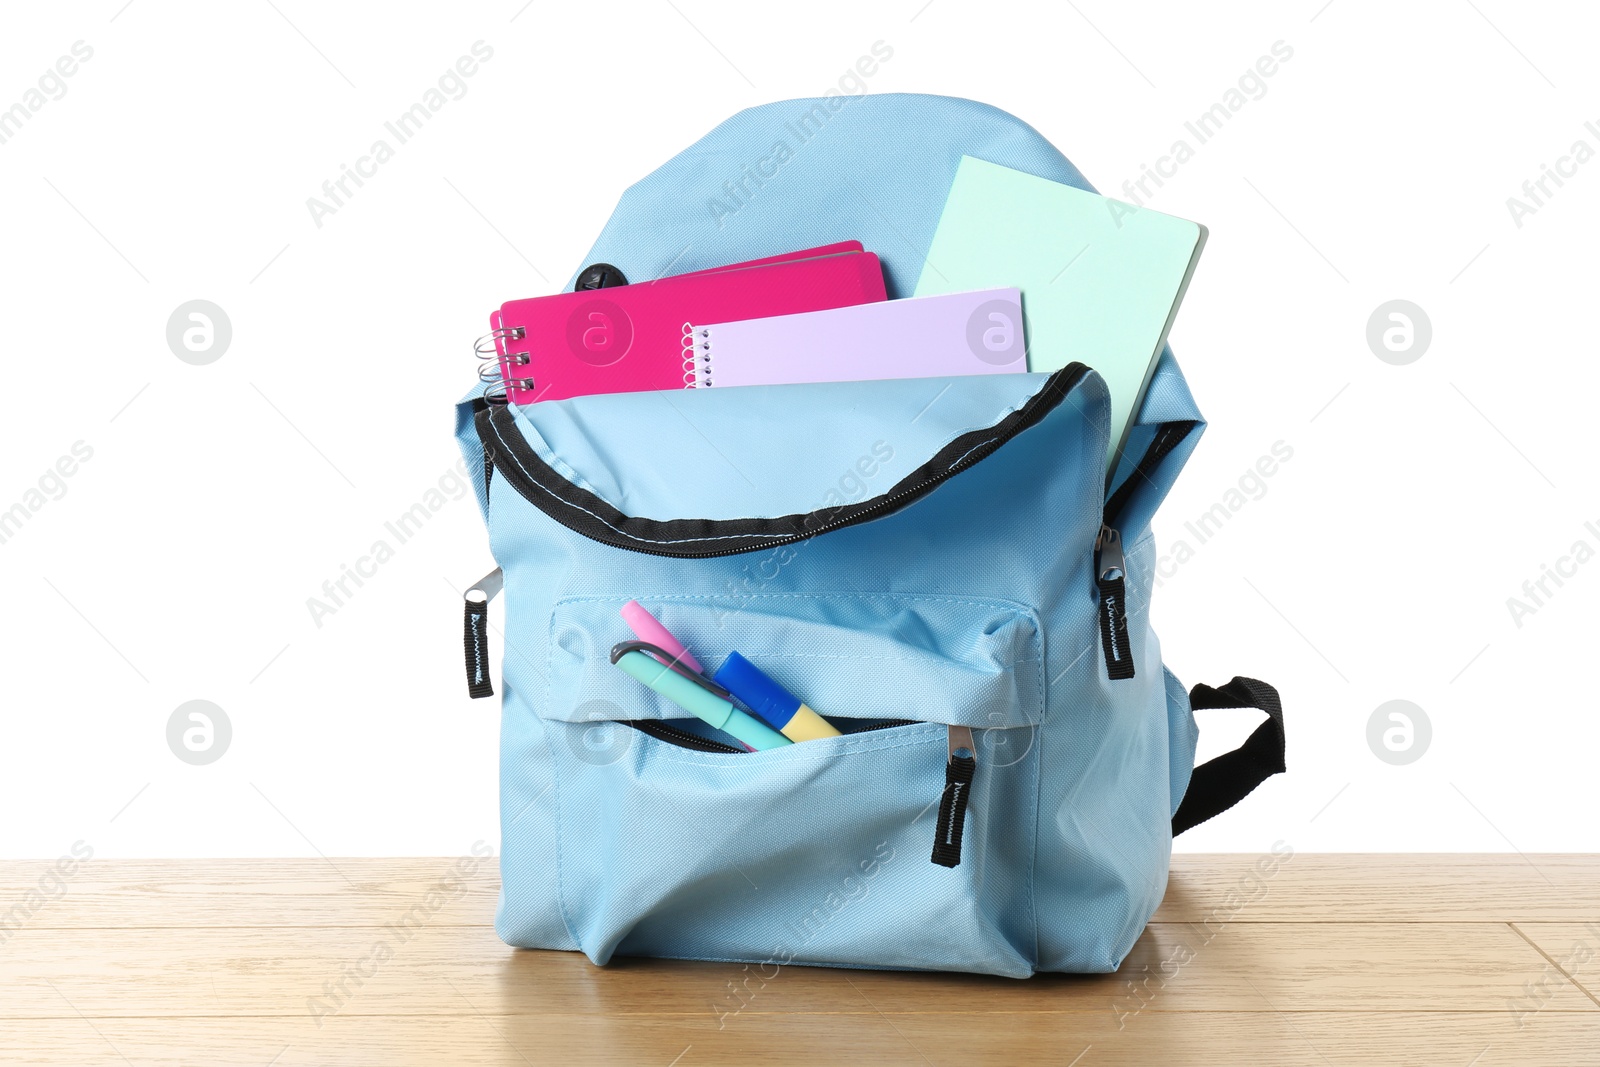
<box><xmin>457</xmin><ymin>93</ymin><xmax>1217</xmax><ymax>975</ymax></box>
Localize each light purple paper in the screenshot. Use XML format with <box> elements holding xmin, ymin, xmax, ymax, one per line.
<box><xmin>688</xmin><ymin>287</ymin><xmax>1026</xmax><ymax>388</ymax></box>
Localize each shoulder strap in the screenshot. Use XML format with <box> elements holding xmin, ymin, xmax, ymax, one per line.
<box><xmin>1172</xmin><ymin>676</ymin><xmax>1286</xmax><ymax>836</ymax></box>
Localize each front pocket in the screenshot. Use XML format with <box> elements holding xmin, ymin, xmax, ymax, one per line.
<box><xmin>542</xmin><ymin>594</ymin><xmax>1043</xmax><ymax>975</ymax></box>
<box><xmin>545</xmin><ymin>593</ymin><xmax>1045</xmax><ymax>731</ymax></box>
<box><xmin>548</xmin><ymin>720</ymin><xmax>1038</xmax><ymax>976</ymax></box>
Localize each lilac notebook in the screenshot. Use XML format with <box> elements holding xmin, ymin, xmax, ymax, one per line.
<box><xmin>685</xmin><ymin>287</ymin><xmax>1026</xmax><ymax>388</ymax></box>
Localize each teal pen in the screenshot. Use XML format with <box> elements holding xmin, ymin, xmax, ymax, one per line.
<box><xmin>611</xmin><ymin>646</ymin><xmax>791</xmax><ymax>752</ymax></box>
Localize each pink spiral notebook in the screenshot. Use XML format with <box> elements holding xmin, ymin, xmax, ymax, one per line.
<box><xmin>686</xmin><ymin>287</ymin><xmax>1026</xmax><ymax>388</ymax></box>
<box><xmin>488</xmin><ymin>244</ymin><xmax>885</xmax><ymax>404</ymax></box>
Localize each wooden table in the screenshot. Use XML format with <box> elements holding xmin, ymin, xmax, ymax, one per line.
<box><xmin>3</xmin><ymin>856</ymin><xmax>1597</xmax><ymax>1065</ymax></box>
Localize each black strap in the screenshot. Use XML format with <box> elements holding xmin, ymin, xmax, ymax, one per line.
<box><xmin>1171</xmin><ymin>676</ymin><xmax>1285</xmax><ymax>836</ymax></box>
<box><xmin>1096</xmin><ymin>572</ymin><xmax>1135</xmax><ymax>680</ymax></box>
<box><xmin>930</xmin><ymin>752</ymin><xmax>976</xmax><ymax>868</ymax></box>
<box><xmin>462</xmin><ymin>568</ymin><xmax>503</xmax><ymax>700</ymax></box>
<box><xmin>464</xmin><ymin>600</ymin><xmax>493</xmax><ymax>699</ymax></box>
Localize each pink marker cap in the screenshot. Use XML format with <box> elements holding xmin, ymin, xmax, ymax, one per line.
<box><xmin>619</xmin><ymin>601</ymin><xmax>703</xmax><ymax>673</ymax></box>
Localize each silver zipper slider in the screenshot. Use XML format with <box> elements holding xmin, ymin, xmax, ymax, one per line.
<box><xmin>948</xmin><ymin>724</ymin><xmax>976</xmax><ymax>765</ymax></box>
<box><xmin>1096</xmin><ymin>523</ymin><xmax>1124</xmax><ymax>583</ymax></box>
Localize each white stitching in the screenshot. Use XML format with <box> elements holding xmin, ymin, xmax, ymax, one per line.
<box><xmin>487</xmin><ymin>378</ymin><xmax>1044</xmax><ymax>550</ymax></box>
<box><xmin>488</xmin><ymin>412</ymin><xmax>795</xmax><ymax>547</ymax></box>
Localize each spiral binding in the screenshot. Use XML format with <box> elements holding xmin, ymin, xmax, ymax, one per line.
<box><xmin>474</xmin><ymin>325</ymin><xmax>528</xmax><ymax>403</ymax></box>
<box><xmin>682</xmin><ymin>322</ymin><xmax>712</xmax><ymax>388</ymax></box>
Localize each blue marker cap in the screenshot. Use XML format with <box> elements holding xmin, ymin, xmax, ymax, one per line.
<box><xmin>712</xmin><ymin>652</ymin><xmax>841</xmax><ymax>742</ymax></box>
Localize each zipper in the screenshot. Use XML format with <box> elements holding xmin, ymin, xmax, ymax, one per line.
<box><xmin>1095</xmin><ymin>524</ymin><xmax>1135</xmax><ymax>680</ymax></box>
<box><xmin>476</xmin><ymin>363</ymin><xmax>1091</xmax><ymax>560</ymax></box>
<box><xmin>627</xmin><ymin>715</ymin><xmax>964</xmax><ymax>867</ymax></box>
<box><xmin>479</xmin><ymin>372</ymin><xmax>1188</xmax><ymax>565</ymax></box>
<box><xmin>932</xmin><ymin>725</ymin><xmax>977</xmax><ymax>867</ymax></box>
<box><xmin>482</xmin><ymin>446</ymin><xmax>494</xmax><ymax>509</ymax></box>
<box><xmin>1103</xmin><ymin>419</ymin><xmax>1198</xmax><ymax>530</ymax></box>
<box><xmin>624</xmin><ymin>716</ymin><xmax>918</xmax><ymax>755</ymax></box>
<box><xmin>1090</xmin><ymin>413</ymin><xmax>1198</xmax><ymax>683</ymax></box>
<box><xmin>840</xmin><ymin>717</ymin><xmax>918</xmax><ymax>734</ymax></box>
<box><xmin>626</xmin><ymin>719</ymin><xmax>746</xmax><ymax>754</ymax></box>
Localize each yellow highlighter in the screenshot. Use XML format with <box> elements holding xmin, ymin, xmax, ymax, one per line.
<box><xmin>711</xmin><ymin>652</ymin><xmax>841</xmax><ymax>742</ymax></box>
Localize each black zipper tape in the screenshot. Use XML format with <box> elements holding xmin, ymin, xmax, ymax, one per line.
<box><xmin>482</xmin><ymin>444</ymin><xmax>494</xmax><ymax>509</ymax></box>
<box><xmin>475</xmin><ymin>364</ymin><xmax>1090</xmax><ymax>559</ymax></box>
<box><xmin>626</xmin><ymin>719</ymin><xmax>746</xmax><ymax>754</ymax></box>
<box><xmin>626</xmin><ymin>718</ymin><xmax>974</xmax><ymax>868</ymax></box>
<box><xmin>1090</xmin><ymin>414</ymin><xmax>1198</xmax><ymax>681</ymax></box>
<box><xmin>1103</xmin><ymin>419</ymin><xmax>1199</xmax><ymax>530</ymax></box>
<box><xmin>624</xmin><ymin>717</ymin><xmax>918</xmax><ymax>754</ymax></box>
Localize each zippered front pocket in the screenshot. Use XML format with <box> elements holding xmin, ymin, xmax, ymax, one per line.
<box><xmin>540</xmin><ymin>593</ymin><xmax>1043</xmax><ymax>975</ymax></box>
<box><xmin>546</xmin><ymin>719</ymin><xmax>1037</xmax><ymax>975</ymax></box>
<box><xmin>625</xmin><ymin>716</ymin><xmax>978</xmax><ymax>868</ymax></box>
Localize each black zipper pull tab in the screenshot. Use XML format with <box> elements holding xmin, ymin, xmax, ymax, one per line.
<box><xmin>464</xmin><ymin>568</ymin><xmax>503</xmax><ymax>699</ymax></box>
<box><xmin>1096</xmin><ymin>524</ymin><xmax>1135</xmax><ymax>680</ymax></box>
<box><xmin>932</xmin><ymin>725</ymin><xmax>977</xmax><ymax>867</ymax></box>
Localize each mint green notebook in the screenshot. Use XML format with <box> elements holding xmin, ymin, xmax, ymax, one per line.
<box><xmin>914</xmin><ymin>156</ymin><xmax>1207</xmax><ymax>475</ymax></box>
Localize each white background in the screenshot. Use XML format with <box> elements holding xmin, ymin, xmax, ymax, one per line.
<box><xmin>2</xmin><ymin>0</ymin><xmax>1595</xmax><ymax>859</ymax></box>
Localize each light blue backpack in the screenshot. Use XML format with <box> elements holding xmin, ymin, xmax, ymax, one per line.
<box><xmin>456</xmin><ymin>94</ymin><xmax>1285</xmax><ymax>976</ymax></box>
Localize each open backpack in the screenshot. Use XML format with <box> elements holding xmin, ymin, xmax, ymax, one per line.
<box><xmin>456</xmin><ymin>93</ymin><xmax>1286</xmax><ymax>976</ymax></box>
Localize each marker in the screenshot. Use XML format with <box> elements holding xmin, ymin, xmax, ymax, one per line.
<box><xmin>620</xmin><ymin>601</ymin><xmax>703</xmax><ymax>673</ymax></box>
<box><xmin>712</xmin><ymin>651</ymin><xmax>841</xmax><ymax>742</ymax></box>
<box><xmin>611</xmin><ymin>646</ymin><xmax>790</xmax><ymax>752</ymax></box>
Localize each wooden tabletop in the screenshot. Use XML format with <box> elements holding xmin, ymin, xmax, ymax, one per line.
<box><xmin>2</xmin><ymin>855</ymin><xmax>1597</xmax><ymax>1065</ymax></box>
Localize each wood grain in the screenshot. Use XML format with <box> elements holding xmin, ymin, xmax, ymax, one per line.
<box><xmin>3</xmin><ymin>918</ymin><xmax>1588</xmax><ymax>1019</ymax></box>
<box><xmin>6</xmin><ymin>855</ymin><xmax>1595</xmax><ymax>926</ymax></box>
<box><xmin>1155</xmin><ymin>853</ymin><xmax>1600</xmax><ymax>923</ymax></box>
<box><xmin>0</xmin><ymin>857</ymin><xmax>499</xmax><ymax>928</ymax></box>
<box><xmin>2</xmin><ymin>855</ymin><xmax>1597</xmax><ymax>1065</ymax></box>
<box><xmin>3</xmin><ymin>1012</ymin><xmax>1598</xmax><ymax>1067</ymax></box>
<box><xmin>1511</xmin><ymin>922</ymin><xmax>1600</xmax><ymax>1013</ymax></box>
